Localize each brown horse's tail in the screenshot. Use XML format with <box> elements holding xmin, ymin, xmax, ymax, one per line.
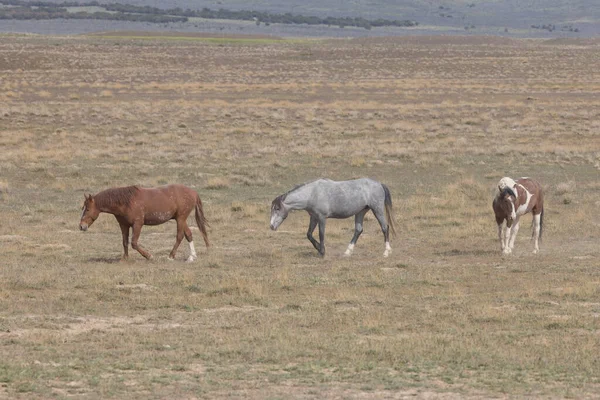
<box><xmin>195</xmin><ymin>195</ymin><xmax>210</xmax><ymax>247</ymax></box>
<box><xmin>382</xmin><ymin>184</ymin><xmax>397</xmax><ymax>238</ymax></box>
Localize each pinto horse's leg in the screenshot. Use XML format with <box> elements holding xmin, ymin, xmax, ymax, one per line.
<box><xmin>345</xmin><ymin>209</ymin><xmax>368</xmax><ymax>256</ymax></box>
<box><xmin>503</xmin><ymin>220</ymin><xmax>512</xmax><ymax>255</ymax></box>
<box><xmin>306</xmin><ymin>214</ymin><xmax>321</xmax><ymax>252</ymax></box>
<box><xmin>495</xmin><ymin>216</ymin><xmax>505</xmax><ymax>254</ymax></box>
<box><xmin>131</xmin><ymin>222</ymin><xmax>153</xmax><ymax>260</ymax></box>
<box><xmin>183</xmin><ymin>224</ymin><xmax>197</xmax><ymax>262</ymax></box>
<box><xmin>373</xmin><ymin>208</ymin><xmax>391</xmax><ymax>257</ymax></box>
<box><xmin>116</xmin><ymin>216</ymin><xmax>130</xmax><ymax>261</ymax></box>
<box><xmin>532</xmin><ymin>213</ymin><xmax>541</xmax><ymax>254</ymax></box>
<box><xmin>508</xmin><ymin>216</ymin><xmax>521</xmax><ymax>253</ymax></box>
<box><xmin>497</xmin><ymin>223</ymin><xmax>505</xmax><ymax>253</ymax></box>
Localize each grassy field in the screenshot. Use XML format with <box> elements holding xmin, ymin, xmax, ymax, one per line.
<box><xmin>1</xmin><ymin>33</ymin><xmax>600</xmax><ymax>398</ymax></box>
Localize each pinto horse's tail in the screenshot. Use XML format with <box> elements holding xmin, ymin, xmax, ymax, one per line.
<box><xmin>382</xmin><ymin>184</ymin><xmax>397</xmax><ymax>238</ymax></box>
<box><xmin>539</xmin><ymin>208</ymin><xmax>544</xmax><ymax>242</ymax></box>
<box><xmin>195</xmin><ymin>195</ymin><xmax>210</xmax><ymax>247</ymax></box>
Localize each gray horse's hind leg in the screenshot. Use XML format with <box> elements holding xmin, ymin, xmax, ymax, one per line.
<box><xmin>317</xmin><ymin>218</ymin><xmax>326</xmax><ymax>257</ymax></box>
<box><xmin>344</xmin><ymin>209</ymin><xmax>368</xmax><ymax>256</ymax></box>
<box><xmin>372</xmin><ymin>207</ymin><xmax>391</xmax><ymax>257</ymax></box>
<box><xmin>306</xmin><ymin>214</ymin><xmax>321</xmax><ymax>252</ymax></box>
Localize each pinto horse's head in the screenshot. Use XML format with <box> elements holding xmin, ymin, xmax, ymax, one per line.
<box><xmin>498</xmin><ymin>187</ymin><xmax>517</xmax><ymax>221</ymax></box>
<box><xmin>80</xmin><ymin>194</ymin><xmax>100</xmax><ymax>231</ymax></box>
<box><xmin>270</xmin><ymin>195</ymin><xmax>288</xmax><ymax>231</ymax></box>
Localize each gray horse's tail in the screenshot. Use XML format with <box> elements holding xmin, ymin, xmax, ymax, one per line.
<box><xmin>195</xmin><ymin>195</ymin><xmax>210</xmax><ymax>247</ymax></box>
<box><xmin>382</xmin><ymin>184</ymin><xmax>397</xmax><ymax>238</ymax></box>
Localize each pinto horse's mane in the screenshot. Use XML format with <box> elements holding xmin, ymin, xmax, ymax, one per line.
<box><xmin>95</xmin><ymin>186</ymin><xmax>140</xmax><ymax>208</ymax></box>
<box><xmin>499</xmin><ymin>187</ymin><xmax>516</xmax><ymax>199</ymax></box>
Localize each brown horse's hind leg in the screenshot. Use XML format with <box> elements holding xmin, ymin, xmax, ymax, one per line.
<box><xmin>116</xmin><ymin>217</ymin><xmax>130</xmax><ymax>261</ymax></box>
<box><xmin>169</xmin><ymin>219</ymin><xmax>186</xmax><ymax>260</ymax></box>
<box><xmin>183</xmin><ymin>225</ymin><xmax>197</xmax><ymax>262</ymax></box>
<box><xmin>131</xmin><ymin>222</ymin><xmax>153</xmax><ymax>260</ymax></box>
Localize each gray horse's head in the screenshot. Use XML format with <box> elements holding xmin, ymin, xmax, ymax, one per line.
<box><xmin>270</xmin><ymin>195</ymin><xmax>288</xmax><ymax>230</ymax></box>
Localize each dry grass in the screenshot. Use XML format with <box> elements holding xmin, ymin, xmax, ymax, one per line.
<box><xmin>0</xmin><ymin>33</ymin><xmax>599</xmax><ymax>399</ymax></box>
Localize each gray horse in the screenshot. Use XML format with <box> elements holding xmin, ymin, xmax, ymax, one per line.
<box><xmin>270</xmin><ymin>178</ymin><xmax>396</xmax><ymax>257</ymax></box>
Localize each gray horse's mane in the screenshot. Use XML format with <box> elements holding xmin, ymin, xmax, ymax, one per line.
<box><xmin>272</xmin><ymin>181</ymin><xmax>312</xmax><ymax>207</ymax></box>
<box><xmin>95</xmin><ymin>186</ymin><xmax>140</xmax><ymax>208</ymax></box>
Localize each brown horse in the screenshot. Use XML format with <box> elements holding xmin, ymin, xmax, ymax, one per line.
<box><xmin>79</xmin><ymin>184</ymin><xmax>209</xmax><ymax>261</ymax></box>
<box><xmin>493</xmin><ymin>177</ymin><xmax>544</xmax><ymax>255</ymax></box>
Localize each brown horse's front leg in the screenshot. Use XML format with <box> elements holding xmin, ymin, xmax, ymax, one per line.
<box><xmin>131</xmin><ymin>222</ymin><xmax>153</xmax><ymax>260</ymax></box>
<box><xmin>116</xmin><ymin>216</ymin><xmax>130</xmax><ymax>261</ymax></box>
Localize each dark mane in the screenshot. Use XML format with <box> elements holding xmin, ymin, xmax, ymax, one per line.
<box><xmin>272</xmin><ymin>181</ymin><xmax>311</xmax><ymax>207</ymax></box>
<box><xmin>95</xmin><ymin>186</ymin><xmax>140</xmax><ymax>208</ymax></box>
<box><xmin>500</xmin><ymin>187</ymin><xmax>516</xmax><ymax>199</ymax></box>
<box><xmin>287</xmin><ymin>181</ymin><xmax>309</xmax><ymax>195</ymax></box>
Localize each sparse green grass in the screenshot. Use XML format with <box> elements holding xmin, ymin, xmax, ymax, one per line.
<box><xmin>0</xmin><ymin>34</ymin><xmax>599</xmax><ymax>399</ymax></box>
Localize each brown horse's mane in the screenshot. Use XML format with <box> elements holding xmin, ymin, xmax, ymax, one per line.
<box><xmin>95</xmin><ymin>186</ymin><xmax>140</xmax><ymax>209</ymax></box>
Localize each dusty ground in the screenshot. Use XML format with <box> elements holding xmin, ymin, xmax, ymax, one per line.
<box><xmin>0</xmin><ymin>33</ymin><xmax>599</xmax><ymax>398</ymax></box>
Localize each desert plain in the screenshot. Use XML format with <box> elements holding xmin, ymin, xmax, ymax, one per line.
<box><xmin>0</xmin><ymin>33</ymin><xmax>599</xmax><ymax>398</ymax></box>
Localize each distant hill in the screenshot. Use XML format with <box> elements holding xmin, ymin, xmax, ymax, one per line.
<box><xmin>1</xmin><ymin>0</ymin><xmax>599</xmax><ymax>36</ymax></box>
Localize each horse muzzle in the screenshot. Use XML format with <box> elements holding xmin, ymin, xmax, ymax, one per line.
<box><xmin>79</xmin><ymin>223</ymin><xmax>88</xmax><ymax>232</ymax></box>
<box><xmin>270</xmin><ymin>224</ymin><xmax>277</xmax><ymax>231</ymax></box>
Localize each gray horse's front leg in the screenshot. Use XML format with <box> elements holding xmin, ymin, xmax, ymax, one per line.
<box><xmin>306</xmin><ymin>214</ymin><xmax>321</xmax><ymax>252</ymax></box>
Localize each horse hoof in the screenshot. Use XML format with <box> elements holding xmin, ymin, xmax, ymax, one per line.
<box><xmin>532</xmin><ymin>249</ymin><xmax>539</xmax><ymax>254</ymax></box>
<box><xmin>383</xmin><ymin>251</ymin><xmax>390</xmax><ymax>258</ymax></box>
<box><xmin>343</xmin><ymin>250</ymin><xmax>352</xmax><ymax>257</ymax></box>
<box><xmin>167</xmin><ymin>256</ymin><xmax>175</xmax><ymax>262</ymax></box>
<box><xmin>186</xmin><ymin>256</ymin><xmax>196</xmax><ymax>263</ymax></box>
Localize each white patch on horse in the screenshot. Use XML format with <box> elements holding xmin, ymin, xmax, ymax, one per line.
<box><xmin>186</xmin><ymin>241</ymin><xmax>197</xmax><ymax>262</ymax></box>
<box><xmin>498</xmin><ymin>177</ymin><xmax>517</xmax><ymax>195</ymax></box>
<box><xmin>515</xmin><ymin>184</ymin><xmax>532</xmax><ymax>216</ymax></box>
<box><xmin>510</xmin><ymin>200</ymin><xmax>516</xmax><ymax>221</ymax></box>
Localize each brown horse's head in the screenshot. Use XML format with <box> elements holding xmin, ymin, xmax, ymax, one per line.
<box><xmin>80</xmin><ymin>194</ymin><xmax>100</xmax><ymax>231</ymax></box>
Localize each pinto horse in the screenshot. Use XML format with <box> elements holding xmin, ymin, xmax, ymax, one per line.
<box><xmin>270</xmin><ymin>178</ymin><xmax>396</xmax><ymax>257</ymax></box>
<box><xmin>79</xmin><ymin>184</ymin><xmax>209</xmax><ymax>261</ymax></box>
<box><xmin>493</xmin><ymin>177</ymin><xmax>544</xmax><ymax>255</ymax></box>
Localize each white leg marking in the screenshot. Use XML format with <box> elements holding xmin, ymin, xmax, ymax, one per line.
<box><xmin>383</xmin><ymin>241</ymin><xmax>391</xmax><ymax>258</ymax></box>
<box><xmin>508</xmin><ymin>218</ymin><xmax>520</xmax><ymax>251</ymax></box>
<box><xmin>344</xmin><ymin>243</ymin><xmax>355</xmax><ymax>256</ymax></box>
<box><xmin>186</xmin><ymin>241</ymin><xmax>197</xmax><ymax>262</ymax></box>
<box><xmin>503</xmin><ymin>224</ymin><xmax>512</xmax><ymax>255</ymax></box>
<box><xmin>497</xmin><ymin>223</ymin><xmax>504</xmax><ymax>252</ymax></box>
<box><xmin>532</xmin><ymin>214</ymin><xmax>540</xmax><ymax>254</ymax></box>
